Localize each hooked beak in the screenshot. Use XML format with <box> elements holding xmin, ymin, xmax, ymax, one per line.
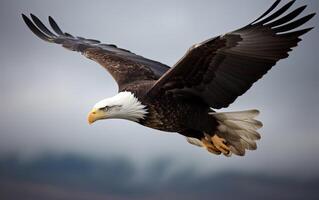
<box><xmin>87</xmin><ymin>111</ymin><xmax>96</xmax><ymax>125</ymax></box>
<box><xmin>88</xmin><ymin>109</ymin><xmax>106</xmax><ymax>125</ymax></box>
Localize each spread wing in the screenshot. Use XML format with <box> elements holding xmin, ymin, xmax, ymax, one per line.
<box><xmin>22</xmin><ymin>14</ymin><xmax>170</xmax><ymax>89</ymax></box>
<box><xmin>147</xmin><ymin>0</ymin><xmax>315</xmax><ymax>109</ymax></box>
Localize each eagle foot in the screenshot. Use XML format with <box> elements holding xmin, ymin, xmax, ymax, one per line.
<box><xmin>211</xmin><ymin>135</ymin><xmax>231</xmax><ymax>156</ymax></box>
<box><xmin>201</xmin><ymin>138</ymin><xmax>221</xmax><ymax>155</ymax></box>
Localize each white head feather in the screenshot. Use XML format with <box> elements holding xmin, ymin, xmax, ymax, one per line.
<box><xmin>93</xmin><ymin>91</ymin><xmax>148</xmax><ymax>122</ymax></box>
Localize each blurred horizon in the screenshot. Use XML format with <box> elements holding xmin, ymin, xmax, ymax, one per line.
<box><xmin>0</xmin><ymin>0</ymin><xmax>318</xmax><ymax>199</ymax></box>
<box><xmin>1</xmin><ymin>153</ymin><xmax>318</xmax><ymax>200</ymax></box>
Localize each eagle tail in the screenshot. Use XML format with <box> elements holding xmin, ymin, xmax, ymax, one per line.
<box><xmin>185</xmin><ymin>109</ymin><xmax>262</xmax><ymax>156</ymax></box>
<box><xmin>210</xmin><ymin>109</ymin><xmax>262</xmax><ymax>156</ymax></box>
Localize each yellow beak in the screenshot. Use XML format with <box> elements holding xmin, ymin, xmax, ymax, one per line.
<box><xmin>87</xmin><ymin>111</ymin><xmax>96</xmax><ymax>125</ymax></box>
<box><xmin>87</xmin><ymin>109</ymin><xmax>105</xmax><ymax>125</ymax></box>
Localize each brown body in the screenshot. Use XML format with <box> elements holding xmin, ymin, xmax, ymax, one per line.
<box><xmin>122</xmin><ymin>81</ymin><xmax>218</xmax><ymax>137</ymax></box>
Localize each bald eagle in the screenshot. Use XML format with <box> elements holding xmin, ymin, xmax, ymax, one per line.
<box><xmin>22</xmin><ymin>0</ymin><xmax>315</xmax><ymax>156</ymax></box>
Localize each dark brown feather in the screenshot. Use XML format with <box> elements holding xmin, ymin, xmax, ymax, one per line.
<box><xmin>251</xmin><ymin>0</ymin><xmax>281</xmax><ymax>24</ymax></box>
<box><xmin>22</xmin><ymin>14</ymin><xmax>170</xmax><ymax>88</ymax></box>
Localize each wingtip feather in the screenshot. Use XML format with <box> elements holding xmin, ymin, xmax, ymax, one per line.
<box><xmin>48</xmin><ymin>16</ymin><xmax>64</xmax><ymax>35</ymax></box>
<box><xmin>273</xmin><ymin>13</ymin><xmax>316</xmax><ymax>33</ymax></box>
<box><xmin>254</xmin><ymin>0</ymin><xmax>296</xmax><ymax>26</ymax></box>
<box><xmin>30</xmin><ymin>14</ymin><xmax>56</xmax><ymax>37</ymax></box>
<box><xmin>251</xmin><ymin>0</ymin><xmax>282</xmax><ymax>24</ymax></box>
<box><xmin>22</xmin><ymin>13</ymin><xmax>52</xmax><ymax>42</ymax></box>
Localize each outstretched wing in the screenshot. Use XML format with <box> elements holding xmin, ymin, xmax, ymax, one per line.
<box><xmin>22</xmin><ymin>14</ymin><xmax>170</xmax><ymax>89</ymax></box>
<box><xmin>147</xmin><ymin>0</ymin><xmax>315</xmax><ymax>109</ymax></box>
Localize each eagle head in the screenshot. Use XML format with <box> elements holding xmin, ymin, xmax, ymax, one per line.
<box><xmin>87</xmin><ymin>91</ymin><xmax>148</xmax><ymax>124</ymax></box>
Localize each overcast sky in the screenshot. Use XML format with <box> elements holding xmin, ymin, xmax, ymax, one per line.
<box><xmin>0</xmin><ymin>0</ymin><xmax>318</xmax><ymax>177</ymax></box>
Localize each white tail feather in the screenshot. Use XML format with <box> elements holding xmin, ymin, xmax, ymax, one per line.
<box><xmin>210</xmin><ymin>109</ymin><xmax>262</xmax><ymax>156</ymax></box>
<box><xmin>209</xmin><ymin>109</ymin><xmax>260</xmax><ymax>120</ymax></box>
<box><xmin>186</xmin><ymin>137</ymin><xmax>204</xmax><ymax>147</ymax></box>
<box><xmin>223</xmin><ymin>119</ymin><xmax>262</xmax><ymax>131</ymax></box>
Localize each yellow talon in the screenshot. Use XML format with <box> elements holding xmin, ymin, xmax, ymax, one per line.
<box><xmin>211</xmin><ymin>134</ymin><xmax>231</xmax><ymax>156</ymax></box>
<box><xmin>201</xmin><ymin>138</ymin><xmax>221</xmax><ymax>155</ymax></box>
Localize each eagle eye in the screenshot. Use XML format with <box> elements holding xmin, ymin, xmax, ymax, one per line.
<box><xmin>99</xmin><ymin>106</ymin><xmax>110</xmax><ymax>111</ymax></box>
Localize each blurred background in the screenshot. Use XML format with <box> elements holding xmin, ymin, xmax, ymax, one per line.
<box><xmin>0</xmin><ymin>0</ymin><xmax>318</xmax><ymax>199</ymax></box>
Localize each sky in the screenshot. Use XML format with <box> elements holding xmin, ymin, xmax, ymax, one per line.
<box><xmin>0</xmin><ymin>0</ymin><xmax>318</xmax><ymax>186</ymax></box>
